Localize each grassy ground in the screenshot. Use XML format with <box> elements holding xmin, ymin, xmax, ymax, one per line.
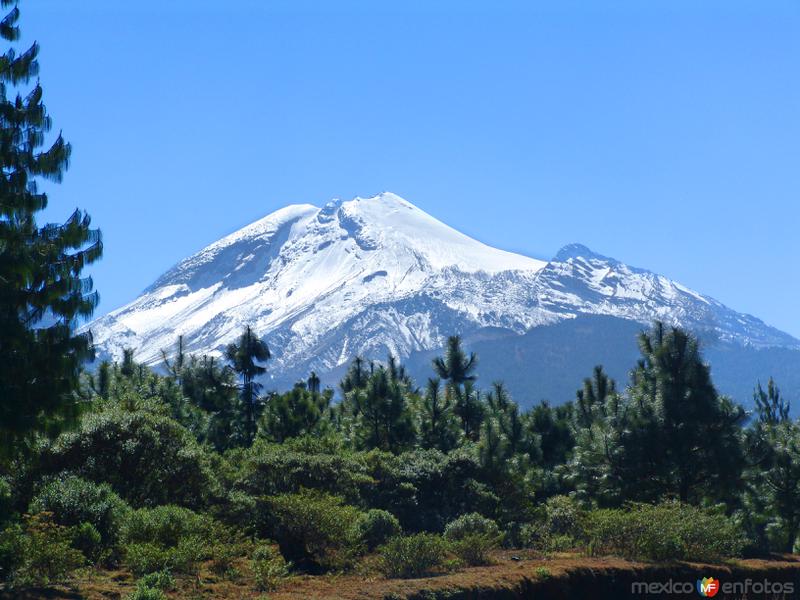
<box><xmin>4</xmin><ymin>551</ymin><xmax>800</xmax><ymax>600</ymax></box>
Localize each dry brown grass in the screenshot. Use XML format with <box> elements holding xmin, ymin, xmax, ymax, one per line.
<box><xmin>3</xmin><ymin>551</ymin><xmax>800</xmax><ymax>600</ymax></box>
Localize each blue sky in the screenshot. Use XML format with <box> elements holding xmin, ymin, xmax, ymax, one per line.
<box><xmin>22</xmin><ymin>0</ymin><xmax>800</xmax><ymax>336</ymax></box>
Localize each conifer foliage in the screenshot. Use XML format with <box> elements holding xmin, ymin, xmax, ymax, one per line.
<box><xmin>0</xmin><ymin>0</ymin><xmax>102</xmax><ymax>457</ymax></box>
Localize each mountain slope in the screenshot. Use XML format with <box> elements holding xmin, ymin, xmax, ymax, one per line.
<box><xmin>84</xmin><ymin>192</ymin><xmax>799</xmax><ymax>402</ymax></box>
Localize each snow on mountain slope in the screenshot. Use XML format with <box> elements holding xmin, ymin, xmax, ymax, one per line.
<box><xmin>84</xmin><ymin>192</ymin><xmax>799</xmax><ymax>384</ymax></box>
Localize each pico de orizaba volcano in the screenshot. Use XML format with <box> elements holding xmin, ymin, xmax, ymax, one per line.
<box><xmin>84</xmin><ymin>192</ymin><xmax>800</xmax><ymax>407</ymax></box>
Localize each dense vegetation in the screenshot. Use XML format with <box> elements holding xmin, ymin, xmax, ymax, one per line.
<box><xmin>2</xmin><ymin>322</ymin><xmax>799</xmax><ymax>594</ymax></box>
<box><xmin>1</xmin><ymin>1</ymin><xmax>800</xmax><ymax>597</ymax></box>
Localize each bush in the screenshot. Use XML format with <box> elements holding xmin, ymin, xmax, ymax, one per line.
<box><xmin>235</xmin><ymin>441</ymin><xmax>371</xmax><ymax>502</ymax></box>
<box><xmin>30</xmin><ymin>474</ymin><xmax>131</xmax><ymax>548</ymax></box>
<box><xmin>0</xmin><ymin>523</ymin><xmax>24</xmax><ymax>582</ymax></box>
<box><xmin>543</xmin><ymin>495</ymin><xmax>583</xmax><ymax>537</ymax></box>
<box><xmin>29</xmin><ymin>474</ymin><xmax>131</xmax><ymax>554</ymax></box>
<box><xmin>209</xmin><ymin>536</ymin><xmax>250</xmax><ymax>577</ymax></box>
<box><xmin>265</xmin><ymin>490</ymin><xmax>363</xmax><ymax>571</ymax></box>
<box><xmin>354</xmin><ymin>509</ymin><xmax>402</xmax><ymax>550</ymax></box>
<box><xmin>362</xmin><ymin>449</ymin><xmax>499</xmax><ymax>533</ymax></box>
<box><xmin>379</xmin><ymin>533</ymin><xmax>449</xmax><ymax>578</ymax></box>
<box><xmin>13</xmin><ymin>512</ymin><xmax>85</xmax><ymax>586</ymax></box>
<box><xmin>71</xmin><ymin>522</ymin><xmax>103</xmax><ymax>563</ymax></box>
<box><xmin>443</xmin><ymin>513</ymin><xmax>502</xmax><ymax>566</ymax></box>
<box><xmin>122</xmin><ymin>505</ymin><xmax>212</xmax><ymax>547</ymax></box>
<box><xmin>137</xmin><ymin>569</ymin><xmax>175</xmax><ymax>590</ymax></box>
<box><xmin>125</xmin><ymin>538</ymin><xmax>203</xmax><ymax>576</ymax></box>
<box><xmin>39</xmin><ymin>409</ymin><xmax>218</xmax><ymax>509</ymax></box>
<box><xmin>0</xmin><ymin>477</ymin><xmax>12</xmax><ymax>527</ymax></box>
<box><xmin>513</xmin><ymin>497</ymin><xmax>584</xmax><ymax>553</ymax></box>
<box><xmin>443</xmin><ymin>512</ymin><xmax>500</xmax><ymax>541</ymax></box>
<box><xmin>586</xmin><ymin>501</ymin><xmax>746</xmax><ymax>562</ymax></box>
<box><xmin>121</xmin><ymin>505</ymin><xmax>218</xmax><ymax>575</ymax></box>
<box><xmin>252</xmin><ymin>543</ymin><xmax>291</xmax><ymax>591</ymax></box>
<box><xmin>126</xmin><ymin>585</ymin><xmax>167</xmax><ymax>600</ymax></box>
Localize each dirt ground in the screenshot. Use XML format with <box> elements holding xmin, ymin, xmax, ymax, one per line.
<box><xmin>5</xmin><ymin>551</ymin><xmax>800</xmax><ymax>600</ymax></box>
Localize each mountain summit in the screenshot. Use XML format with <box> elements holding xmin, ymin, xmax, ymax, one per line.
<box><xmin>86</xmin><ymin>192</ymin><xmax>798</xmax><ymax>395</ymax></box>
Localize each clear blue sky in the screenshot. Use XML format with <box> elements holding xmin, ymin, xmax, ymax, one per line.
<box><xmin>22</xmin><ymin>0</ymin><xmax>800</xmax><ymax>336</ymax></box>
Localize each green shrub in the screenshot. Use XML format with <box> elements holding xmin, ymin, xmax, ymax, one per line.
<box><xmin>235</xmin><ymin>441</ymin><xmax>371</xmax><ymax>502</ymax></box>
<box><xmin>29</xmin><ymin>474</ymin><xmax>131</xmax><ymax>551</ymax></box>
<box><xmin>586</xmin><ymin>501</ymin><xmax>746</xmax><ymax>562</ymax></box>
<box><xmin>13</xmin><ymin>512</ymin><xmax>85</xmax><ymax>586</ymax></box>
<box><xmin>126</xmin><ymin>585</ymin><xmax>167</xmax><ymax>600</ymax></box>
<box><xmin>362</xmin><ymin>449</ymin><xmax>499</xmax><ymax>533</ymax></box>
<box><xmin>71</xmin><ymin>521</ymin><xmax>103</xmax><ymax>563</ymax></box>
<box><xmin>124</xmin><ymin>543</ymin><xmax>173</xmax><ymax>577</ymax></box>
<box><xmin>443</xmin><ymin>512</ymin><xmax>500</xmax><ymax>541</ymax></box>
<box><xmin>449</xmin><ymin>533</ymin><xmax>498</xmax><ymax>566</ymax></box>
<box><xmin>128</xmin><ymin>565</ymin><xmax>176</xmax><ymax>598</ymax></box>
<box><xmin>379</xmin><ymin>533</ymin><xmax>449</xmax><ymax>578</ymax></box>
<box><xmin>213</xmin><ymin>490</ymin><xmax>258</xmax><ymax>532</ymax></box>
<box><xmin>122</xmin><ymin>505</ymin><xmax>212</xmax><ymax>547</ymax></box>
<box><xmin>137</xmin><ymin>569</ymin><xmax>175</xmax><ymax>590</ymax></box>
<box><xmin>209</xmin><ymin>539</ymin><xmax>247</xmax><ymax>577</ymax></box>
<box><xmin>354</xmin><ymin>509</ymin><xmax>402</xmax><ymax>550</ymax></box>
<box><xmin>0</xmin><ymin>523</ymin><xmax>24</xmax><ymax>582</ymax></box>
<box><xmin>265</xmin><ymin>490</ymin><xmax>363</xmax><ymax>571</ymax></box>
<box><xmin>125</xmin><ymin>537</ymin><xmax>204</xmax><ymax>576</ymax></box>
<box><xmin>514</xmin><ymin>497</ymin><xmax>585</xmax><ymax>553</ymax></box>
<box><xmin>39</xmin><ymin>409</ymin><xmax>218</xmax><ymax>509</ymax></box>
<box><xmin>121</xmin><ymin>505</ymin><xmax>219</xmax><ymax>575</ymax></box>
<box><xmin>0</xmin><ymin>478</ymin><xmax>12</xmax><ymax>527</ymax></box>
<box><xmin>443</xmin><ymin>513</ymin><xmax>502</xmax><ymax>566</ymax></box>
<box><xmin>252</xmin><ymin>543</ymin><xmax>291</xmax><ymax>591</ymax></box>
<box><xmin>543</xmin><ymin>495</ymin><xmax>584</xmax><ymax>537</ymax></box>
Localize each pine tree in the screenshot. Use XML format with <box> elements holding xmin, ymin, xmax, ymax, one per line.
<box><xmin>754</xmin><ymin>378</ymin><xmax>790</xmax><ymax>425</ymax></box>
<box><xmin>572</xmin><ymin>323</ymin><xmax>746</xmax><ymax>505</ymax></box>
<box><xmin>225</xmin><ymin>325</ymin><xmax>270</xmax><ymax>445</ymax></box>
<box><xmin>433</xmin><ymin>336</ymin><xmax>482</xmax><ymax>438</ymax></box>
<box><xmin>181</xmin><ymin>354</ymin><xmax>239</xmax><ymax>451</ymax></box>
<box><xmin>307</xmin><ymin>371</ymin><xmax>321</xmax><ymax>395</ymax></box>
<box><xmin>347</xmin><ymin>362</ymin><xmax>415</xmax><ymax>452</ymax></box>
<box><xmin>340</xmin><ymin>356</ymin><xmax>370</xmax><ymax>394</ymax></box>
<box><xmin>0</xmin><ymin>1</ymin><xmax>102</xmax><ymax>457</ymax></box>
<box><xmin>433</xmin><ymin>335</ymin><xmax>477</xmax><ymax>390</ymax></box>
<box><xmin>161</xmin><ymin>335</ymin><xmax>187</xmax><ymax>387</ymax></box>
<box><xmin>574</xmin><ymin>365</ymin><xmax>616</xmax><ymax>428</ymax></box>
<box><xmin>261</xmin><ymin>383</ymin><xmax>332</xmax><ymax>442</ymax></box>
<box><xmin>418</xmin><ymin>377</ymin><xmax>459</xmax><ymax>451</ymax></box>
<box><xmin>453</xmin><ymin>380</ymin><xmax>485</xmax><ymax>440</ymax></box>
<box><xmin>527</xmin><ymin>400</ymin><xmax>574</xmax><ymax>469</ymax></box>
<box><xmin>629</xmin><ymin>322</ymin><xmax>746</xmax><ymax>503</ymax></box>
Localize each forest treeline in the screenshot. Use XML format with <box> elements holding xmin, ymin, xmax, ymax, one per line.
<box><xmin>2</xmin><ymin>0</ymin><xmax>800</xmax><ymax>597</ymax></box>
<box><xmin>2</xmin><ymin>321</ymin><xmax>800</xmax><ymax>594</ymax></box>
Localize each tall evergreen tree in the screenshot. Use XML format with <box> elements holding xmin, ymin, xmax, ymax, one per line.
<box><xmin>0</xmin><ymin>1</ymin><xmax>102</xmax><ymax>457</ymax></box>
<box><xmin>453</xmin><ymin>380</ymin><xmax>485</xmax><ymax>440</ymax></box>
<box><xmin>571</xmin><ymin>323</ymin><xmax>746</xmax><ymax>506</ymax></box>
<box><xmin>225</xmin><ymin>325</ymin><xmax>270</xmax><ymax>445</ymax></box>
<box><xmin>574</xmin><ymin>365</ymin><xmax>616</xmax><ymax>428</ymax></box>
<box><xmin>307</xmin><ymin>371</ymin><xmax>321</xmax><ymax>395</ymax></box>
<box><xmin>418</xmin><ymin>377</ymin><xmax>459</xmax><ymax>451</ymax></box>
<box><xmin>340</xmin><ymin>356</ymin><xmax>370</xmax><ymax>394</ymax></box>
<box><xmin>754</xmin><ymin>378</ymin><xmax>790</xmax><ymax>425</ymax></box>
<box><xmin>346</xmin><ymin>361</ymin><xmax>415</xmax><ymax>453</ymax></box>
<box><xmin>261</xmin><ymin>383</ymin><xmax>332</xmax><ymax>443</ymax></box>
<box><xmin>433</xmin><ymin>336</ymin><xmax>482</xmax><ymax>438</ymax></box>
<box><xmin>433</xmin><ymin>335</ymin><xmax>477</xmax><ymax>390</ymax></box>
<box><xmin>528</xmin><ymin>400</ymin><xmax>575</xmax><ymax>469</ymax></box>
<box><xmin>629</xmin><ymin>323</ymin><xmax>746</xmax><ymax>503</ymax></box>
<box><xmin>161</xmin><ymin>335</ymin><xmax>187</xmax><ymax>387</ymax></box>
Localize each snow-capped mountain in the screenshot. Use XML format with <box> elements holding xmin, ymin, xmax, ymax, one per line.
<box><xmin>84</xmin><ymin>192</ymin><xmax>799</xmax><ymax>390</ymax></box>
